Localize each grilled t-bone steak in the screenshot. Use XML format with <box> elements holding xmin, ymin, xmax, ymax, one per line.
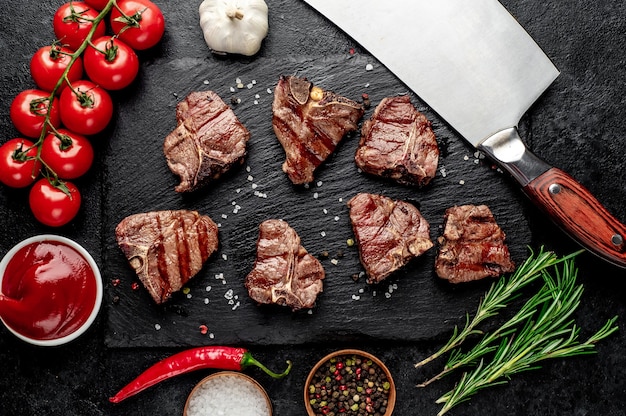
<box><xmin>436</xmin><ymin>205</ymin><xmax>515</xmax><ymax>283</ymax></box>
<box><xmin>272</xmin><ymin>75</ymin><xmax>364</xmax><ymax>184</ymax></box>
<box><xmin>244</xmin><ymin>219</ymin><xmax>325</xmax><ymax>311</ymax></box>
<box><xmin>115</xmin><ymin>210</ymin><xmax>219</xmax><ymax>304</ymax></box>
<box><xmin>163</xmin><ymin>91</ymin><xmax>250</xmax><ymax>192</ymax></box>
<box><xmin>348</xmin><ymin>193</ymin><xmax>433</xmax><ymax>284</ymax></box>
<box><xmin>355</xmin><ymin>95</ymin><xmax>439</xmax><ymax>187</ymax></box>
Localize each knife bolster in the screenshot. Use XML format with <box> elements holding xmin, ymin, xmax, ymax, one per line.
<box><xmin>479</xmin><ymin>127</ymin><xmax>552</xmax><ymax>187</ymax></box>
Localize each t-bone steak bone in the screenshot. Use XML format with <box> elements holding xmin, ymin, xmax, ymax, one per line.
<box><xmin>435</xmin><ymin>204</ymin><xmax>516</xmax><ymax>283</ymax></box>
<box><xmin>355</xmin><ymin>95</ymin><xmax>439</xmax><ymax>187</ymax></box>
<box><xmin>115</xmin><ymin>210</ymin><xmax>219</xmax><ymax>304</ymax></box>
<box><xmin>348</xmin><ymin>193</ymin><xmax>434</xmax><ymax>284</ymax></box>
<box><xmin>244</xmin><ymin>219</ymin><xmax>325</xmax><ymax>311</ymax></box>
<box><xmin>272</xmin><ymin>75</ymin><xmax>364</xmax><ymax>184</ymax></box>
<box><xmin>163</xmin><ymin>91</ymin><xmax>250</xmax><ymax>192</ymax></box>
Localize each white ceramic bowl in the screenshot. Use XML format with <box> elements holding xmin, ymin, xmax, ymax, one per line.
<box><xmin>0</xmin><ymin>234</ymin><xmax>103</xmax><ymax>346</ymax></box>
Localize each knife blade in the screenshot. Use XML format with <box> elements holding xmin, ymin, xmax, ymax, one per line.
<box><xmin>304</xmin><ymin>0</ymin><xmax>626</xmax><ymax>267</ymax></box>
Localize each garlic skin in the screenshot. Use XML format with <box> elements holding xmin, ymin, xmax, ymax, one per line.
<box><xmin>199</xmin><ymin>0</ymin><xmax>269</xmax><ymax>56</ymax></box>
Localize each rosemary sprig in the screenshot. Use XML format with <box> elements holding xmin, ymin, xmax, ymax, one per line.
<box><xmin>417</xmin><ymin>272</ymin><xmax>556</xmax><ymax>387</ymax></box>
<box><xmin>414</xmin><ymin>247</ymin><xmax>581</xmax><ymax>369</ymax></box>
<box><xmin>433</xmin><ymin>256</ymin><xmax>619</xmax><ymax>416</ymax></box>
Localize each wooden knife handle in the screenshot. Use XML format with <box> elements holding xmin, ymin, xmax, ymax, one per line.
<box><xmin>523</xmin><ymin>167</ymin><xmax>626</xmax><ymax>267</ymax></box>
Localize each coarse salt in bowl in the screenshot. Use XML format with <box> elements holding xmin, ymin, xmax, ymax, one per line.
<box><xmin>184</xmin><ymin>371</ymin><xmax>272</xmax><ymax>416</ymax></box>
<box><xmin>0</xmin><ymin>234</ymin><xmax>103</xmax><ymax>346</ymax></box>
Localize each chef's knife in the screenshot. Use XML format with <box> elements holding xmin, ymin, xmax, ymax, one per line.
<box><xmin>303</xmin><ymin>0</ymin><xmax>626</xmax><ymax>267</ymax></box>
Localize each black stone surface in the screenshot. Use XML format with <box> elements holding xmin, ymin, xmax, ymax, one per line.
<box><xmin>0</xmin><ymin>1</ymin><xmax>625</xmax><ymax>415</ymax></box>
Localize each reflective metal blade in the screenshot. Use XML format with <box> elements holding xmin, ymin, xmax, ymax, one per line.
<box><xmin>303</xmin><ymin>0</ymin><xmax>560</xmax><ymax>146</ymax></box>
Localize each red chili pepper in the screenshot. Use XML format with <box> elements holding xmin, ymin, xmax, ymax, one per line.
<box><xmin>109</xmin><ymin>346</ymin><xmax>291</xmax><ymax>403</ymax></box>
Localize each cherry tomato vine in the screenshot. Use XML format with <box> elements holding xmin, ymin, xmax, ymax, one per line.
<box><xmin>0</xmin><ymin>0</ymin><xmax>165</xmax><ymax>227</ymax></box>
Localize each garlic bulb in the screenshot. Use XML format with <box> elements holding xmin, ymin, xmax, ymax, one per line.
<box><xmin>199</xmin><ymin>0</ymin><xmax>269</xmax><ymax>56</ymax></box>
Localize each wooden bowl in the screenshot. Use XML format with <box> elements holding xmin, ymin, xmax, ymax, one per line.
<box><xmin>304</xmin><ymin>349</ymin><xmax>396</xmax><ymax>416</ymax></box>
<box><xmin>184</xmin><ymin>371</ymin><xmax>272</xmax><ymax>416</ymax></box>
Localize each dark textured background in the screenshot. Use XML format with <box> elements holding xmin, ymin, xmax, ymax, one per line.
<box><xmin>1</xmin><ymin>1</ymin><xmax>625</xmax><ymax>415</ymax></box>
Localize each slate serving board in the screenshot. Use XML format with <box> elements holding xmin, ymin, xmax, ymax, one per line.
<box><xmin>104</xmin><ymin>53</ymin><xmax>532</xmax><ymax>348</ymax></box>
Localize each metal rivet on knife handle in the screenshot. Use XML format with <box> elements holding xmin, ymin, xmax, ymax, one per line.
<box><xmin>612</xmin><ymin>234</ymin><xmax>624</xmax><ymax>247</ymax></box>
<box><xmin>549</xmin><ymin>184</ymin><xmax>562</xmax><ymax>195</ymax></box>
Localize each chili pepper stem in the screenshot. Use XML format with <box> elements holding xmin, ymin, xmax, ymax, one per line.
<box><xmin>241</xmin><ymin>352</ymin><xmax>292</xmax><ymax>379</ymax></box>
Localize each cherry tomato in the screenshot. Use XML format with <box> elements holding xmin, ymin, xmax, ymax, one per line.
<box><xmin>41</xmin><ymin>129</ymin><xmax>94</xmax><ymax>179</ymax></box>
<box><xmin>29</xmin><ymin>178</ymin><xmax>81</xmax><ymax>227</ymax></box>
<box><xmin>84</xmin><ymin>37</ymin><xmax>139</xmax><ymax>90</ymax></box>
<box><xmin>53</xmin><ymin>2</ymin><xmax>106</xmax><ymax>51</ymax></box>
<box><xmin>30</xmin><ymin>45</ymin><xmax>83</xmax><ymax>94</ymax></box>
<box><xmin>10</xmin><ymin>89</ymin><xmax>61</xmax><ymax>138</ymax></box>
<box><xmin>0</xmin><ymin>138</ymin><xmax>42</xmax><ymax>188</ymax></box>
<box><xmin>84</xmin><ymin>0</ymin><xmax>110</xmax><ymax>10</ymax></box>
<box><xmin>59</xmin><ymin>80</ymin><xmax>113</xmax><ymax>135</ymax></box>
<box><xmin>110</xmin><ymin>0</ymin><xmax>165</xmax><ymax>50</ymax></box>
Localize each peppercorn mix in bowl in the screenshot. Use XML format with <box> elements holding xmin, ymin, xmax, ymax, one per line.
<box><xmin>304</xmin><ymin>349</ymin><xmax>396</xmax><ymax>416</ymax></box>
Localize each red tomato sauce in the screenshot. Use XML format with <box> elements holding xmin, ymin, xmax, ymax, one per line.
<box><xmin>0</xmin><ymin>240</ymin><xmax>97</xmax><ymax>340</ymax></box>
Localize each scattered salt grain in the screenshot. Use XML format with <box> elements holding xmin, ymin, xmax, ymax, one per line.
<box><xmin>229</xmin><ymin>87</ymin><xmax>235</xmax><ymax>93</ymax></box>
<box><xmin>313</xmin><ymin>192</ymin><xmax>319</xmax><ymax>199</ymax></box>
<box><xmin>222</xmin><ymin>254</ymin><xmax>228</xmax><ymax>261</ymax></box>
<box><xmin>323</xmin><ymin>208</ymin><xmax>328</xmax><ymax>214</ymax></box>
<box><xmin>247</xmin><ymin>175</ymin><xmax>254</xmax><ymax>181</ymax></box>
<box><xmin>203</xmin><ymin>80</ymin><xmax>209</xmax><ymax>85</ymax></box>
<box><xmin>334</xmin><ymin>216</ymin><xmax>340</xmax><ymax>221</ymax></box>
<box><xmin>320</xmin><ymin>231</ymin><xmax>326</xmax><ymax>237</ymax></box>
<box><xmin>204</xmin><ymin>298</ymin><xmax>210</xmax><ymax>305</ymax></box>
<box><xmin>154</xmin><ymin>324</ymin><xmax>161</xmax><ymax>331</ymax></box>
<box><xmin>185</xmin><ymin>373</ymin><xmax>271</xmax><ymax>416</ymax></box>
<box><xmin>266</xmin><ymin>88</ymin><xmax>272</xmax><ymax>94</ymax></box>
<box><xmin>384</xmin><ymin>292</ymin><xmax>392</xmax><ymax>299</ymax></box>
<box><xmin>352</xmin><ymin>294</ymin><xmax>361</xmax><ymax>300</ymax></box>
<box><xmin>209</xmin><ymin>333</ymin><xmax>215</xmax><ymax>339</ymax></box>
<box><xmin>464</xmin><ymin>155</ymin><xmax>469</xmax><ymax>161</ymax></box>
<box><xmin>316</xmin><ymin>181</ymin><xmax>323</xmax><ymax>187</ymax></box>
<box><xmin>459</xmin><ymin>180</ymin><xmax>465</xmax><ymax>185</ymax></box>
<box><xmin>247</xmin><ymin>83</ymin><xmax>254</xmax><ymax>89</ymax></box>
<box><xmin>255</xmin><ymin>94</ymin><xmax>260</xmax><ymax>99</ymax></box>
<box><xmin>232</xmin><ymin>301</ymin><xmax>241</xmax><ymax>311</ymax></box>
<box><xmin>221</xmin><ymin>214</ymin><xmax>228</xmax><ymax>219</ymax></box>
<box><xmin>365</xmin><ymin>63</ymin><xmax>374</xmax><ymax>71</ymax></box>
<box><xmin>330</xmin><ymin>258</ymin><xmax>339</xmax><ymax>265</ymax></box>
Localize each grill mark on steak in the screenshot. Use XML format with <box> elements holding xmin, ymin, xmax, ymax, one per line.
<box><xmin>348</xmin><ymin>193</ymin><xmax>434</xmax><ymax>284</ymax></box>
<box><xmin>355</xmin><ymin>95</ymin><xmax>439</xmax><ymax>187</ymax></box>
<box><xmin>435</xmin><ymin>205</ymin><xmax>515</xmax><ymax>283</ymax></box>
<box><xmin>115</xmin><ymin>210</ymin><xmax>219</xmax><ymax>304</ymax></box>
<box><xmin>272</xmin><ymin>75</ymin><xmax>364</xmax><ymax>184</ymax></box>
<box><xmin>244</xmin><ymin>219</ymin><xmax>325</xmax><ymax>311</ymax></box>
<box><xmin>163</xmin><ymin>91</ymin><xmax>250</xmax><ymax>192</ymax></box>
